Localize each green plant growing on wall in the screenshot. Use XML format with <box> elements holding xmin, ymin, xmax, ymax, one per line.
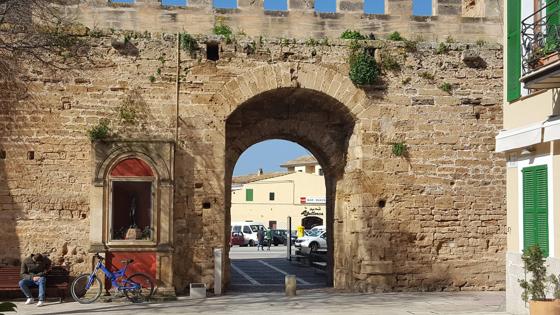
<box><xmin>445</xmin><ymin>35</ymin><xmax>455</xmax><ymax>43</ymax></box>
<box><xmin>148</xmin><ymin>75</ymin><xmax>156</xmax><ymax>83</ymax></box>
<box><xmin>518</xmin><ymin>245</ymin><xmax>547</xmax><ymax>302</ymax></box>
<box><xmin>349</xmin><ymin>52</ymin><xmax>380</xmax><ymax>85</ymax></box>
<box><xmin>387</xmin><ymin>31</ymin><xmax>404</xmax><ymax>41</ymax></box>
<box><xmin>87</xmin><ymin>119</ymin><xmax>111</xmax><ymax>141</ymax></box>
<box><xmin>117</xmin><ymin>97</ymin><xmax>138</xmax><ymax>124</ymax></box>
<box><xmin>213</xmin><ymin>20</ymin><xmax>233</xmax><ymax>43</ymax></box>
<box><xmin>436</xmin><ymin>42</ymin><xmax>449</xmax><ymax>54</ymax></box>
<box><xmin>179</xmin><ymin>32</ymin><xmax>199</xmax><ymax>57</ymax></box>
<box><xmin>392</xmin><ymin>142</ymin><xmax>407</xmax><ymax>157</ymax></box>
<box><xmin>419</xmin><ymin>71</ymin><xmax>435</xmax><ymax>81</ymax></box>
<box><xmin>476</xmin><ymin>39</ymin><xmax>486</xmax><ymax>46</ymax></box>
<box><xmin>439</xmin><ymin>82</ymin><xmax>452</xmax><ymax>94</ymax></box>
<box><xmin>305</xmin><ymin>38</ymin><xmax>319</xmax><ymax>46</ymax></box>
<box><xmin>381</xmin><ymin>52</ymin><xmax>401</xmax><ymax>71</ymax></box>
<box><xmin>341</xmin><ymin>30</ymin><xmax>366</xmax><ymax>40</ymax></box>
<box><xmin>403</xmin><ymin>39</ymin><xmax>417</xmax><ymax>52</ymax></box>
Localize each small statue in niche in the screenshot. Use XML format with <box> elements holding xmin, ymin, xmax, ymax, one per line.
<box><xmin>125</xmin><ymin>196</ymin><xmax>142</xmax><ymax>240</ymax></box>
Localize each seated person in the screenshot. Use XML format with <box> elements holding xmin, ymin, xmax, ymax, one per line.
<box><xmin>19</xmin><ymin>253</ymin><xmax>51</xmax><ymax>307</ymax></box>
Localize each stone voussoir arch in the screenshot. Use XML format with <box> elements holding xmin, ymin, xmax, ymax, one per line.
<box><xmin>212</xmin><ymin>63</ymin><xmax>369</xmax><ymax>119</ymax></box>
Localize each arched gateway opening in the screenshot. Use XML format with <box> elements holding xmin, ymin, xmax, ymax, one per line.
<box><xmin>224</xmin><ymin>87</ymin><xmax>356</xmax><ymax>290</ymax></box>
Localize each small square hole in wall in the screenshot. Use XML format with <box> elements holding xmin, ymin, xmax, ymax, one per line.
<box><xmin>202</xmin><ymin>202</ymin><xmax>211</xmax><ymax>209</ymax></box>
<box><xmin>27</xmin><ymin>151</ymin><xmax>34</xmax><ymax>160</ymax></box>
<box><xmin>0</xmin><ymin>150</ymin><xmax>5</xmax><ymax>160</ymax></box>
<box><xmin>206</xmin><ymin>42</ymin><xmax>219</xmax><ymax>61</ymax></box>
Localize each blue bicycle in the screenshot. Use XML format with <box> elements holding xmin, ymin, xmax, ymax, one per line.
<box><xmin>70</xmin><ymin>253</ymin><xmax>155</xmax><ymax>304</ymax></box>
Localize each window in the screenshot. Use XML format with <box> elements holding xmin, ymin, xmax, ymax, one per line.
<box><xmin>207</xmin><ymin>42</ymin><xmax>219</xmax><ymax>61</ymax></box>
<box><xmin>246</xmin><ymin>188</ymin><xmax>253</xmax><ymax>201</ymax></box>
<box><xmin>243</xmin><ymin>226</ymin><xmax>252</xmax><ymax>234</ymax></box>
<box><xmin>232</xmin><ymin>225</ymin><xmax>241</xmax><ymax>233</ymax></box>
<box><xmin>269</xmin><ymin>192</ymin><xmax>275</xmax><ymax>201</ymax></box>
<box><xmin>109</xmin><ymin>158</ymin><xmax>155</xmax><ymax>241</ymax></box>
<box><xmin>213</xmin><ymin>0</ymin><xmax>236</xmax><ymax>9</ymax></box>
<box><xmin>507</xmin><ymin>0</ymin><xmax>521</xmax><ymax>101</ymax></box>
<box><xmin>522</xmin><ymin>165</ymin><xmax>549</xmax><ymax>256</ymax></box>
<box><xmin>364</xmin><ymin>0</ymin><xmax>384</xmax><ymax>14</ymax></box>
<box><xmin>112</xmin><ymin>0</ymin><xmax>134</xmax><ymax>3</ymax></box>
<box><xmin>318</xmin><ymin>168</ymin><xmax>324</xmax><ymax>176</ymax></box>
<box><xmin>264</xmin><ymin>0</ymin><xmax>288</xmax><ymax>11</ymax></box>
<box><xmin>412</xmin><ymin>0</ymin><xmax>432</xmax><ymax>16</ymax></box>
<box><xmin>162</xmin><ymin>0</ymin><xmax>187</xmax><ymax>6</ymax></box>
<box><xmin>315</xmin><ymin>0</ymin><xmax>336</xmax><ymax>13</ymax></box>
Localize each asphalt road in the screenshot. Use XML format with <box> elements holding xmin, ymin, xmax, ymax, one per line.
<box><xmin>228</xmin><ymin>245</ymin><xmax>328</xmax><ymax>292</ymax></box>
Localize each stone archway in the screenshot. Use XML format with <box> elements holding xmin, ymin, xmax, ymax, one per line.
<box><xmin>214</xmin><ymin>63</ymin><xmax>366</xmax><ymax>289</ymax></box>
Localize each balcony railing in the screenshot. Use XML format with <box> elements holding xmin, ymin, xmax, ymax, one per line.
<box><xmin>521</xmin><ymin>0</ymin><xmax>560</xmax><ymax>88</ymax></box>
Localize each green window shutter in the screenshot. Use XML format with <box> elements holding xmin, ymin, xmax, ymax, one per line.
<box><xmin>547</xmin><ymin>0</ymin><xmax>560</xmax><ymax>45</ymax></box>
<box><xmin>522</xmin><ymin>165</ymin><xmax>549</xmax><ymax>256</ymax></box>
<box><xmin>507</xmin><ymin>0</ymin><xmax>521</xmax><ymax>102</ymax></box>
<box><xmin>246</xmin><ymin>188</ymin><xmax>253</xmax><ymax>202</ymax></box>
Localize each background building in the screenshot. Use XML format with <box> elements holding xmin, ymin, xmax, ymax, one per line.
<box><xmin>498</xmin><ymin>0</ymin><xmax>560</xmax><ymax>313</ymax></box>
<box><xmin>231</xmin><ymin>156</ymin><xmax>325</xmax><ymax>230</ymax></box>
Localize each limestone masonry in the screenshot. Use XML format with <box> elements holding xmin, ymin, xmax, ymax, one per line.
<box><xmin>0</xmin><ymin>0</ymin><xmax>505</xmax><ymax>294</ymax></box>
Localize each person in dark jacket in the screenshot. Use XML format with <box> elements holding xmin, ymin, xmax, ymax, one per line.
<box><xmin>19</xmin><ymin>253</ymin><xmax>51</xmax><ymax>307</ymax></box>
<box><xmin>257</xmin><ymin>227</ymin><xmax>265</xmax><ymax>251</ymax></box>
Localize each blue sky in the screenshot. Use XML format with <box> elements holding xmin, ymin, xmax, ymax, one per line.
<box><xmin>162</xmin><ymin>0</ymin><xmax>187</xmax><ymax>5</ymax></box>
<box><xmin>233</xmin><ymin>140</ymin><xmax>312</xmax><ymax>176</ymax></box>
<box><xmin>364</xmin><ymin>0</ymin><xmax>384</xmax><ymax>14</ymax></box>
<box><xmin>413</xmin><ymin>0</ymin><xmax>432</xmax><ymax>16</ymax></box>
<box><xmin>314</xmin><ymin>0</ymin><xmax>336</xmax><ymax>12</ymax></box>
<box><xmin>213</xmin><ymin>0</ymin><xmax>237</xmax><ymax>9</ymax></box>
<box><xmin>264</xmin><ymin>0</ymin><xmax>288</xmax><ymax>11</ymax></box>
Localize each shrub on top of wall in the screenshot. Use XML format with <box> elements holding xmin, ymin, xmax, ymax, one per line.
<box><xmin>340</xmin><ymin>30</ymin><xmax>366</xmax><ymax>40</ymax></box>
<box><xmin>349</xmin><ymin>52</ymin><xmax>380</xmax><ymax>85</ymax></box>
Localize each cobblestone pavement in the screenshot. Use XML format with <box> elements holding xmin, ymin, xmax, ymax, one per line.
<box><xmin>11</xmin><ymin>290</ymin><xmax>507</xmax><ymax>315</ymax></box>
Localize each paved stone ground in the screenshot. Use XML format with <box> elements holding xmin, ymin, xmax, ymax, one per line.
<box><xmin>9</xmin><ymin>290</ymin><xmax>507</xmax><ymax>315</ymax></box>
<box><xmin>5</xmin><ymin>248</ymin><xmax>510</xmax><ymax>314</ymax></box>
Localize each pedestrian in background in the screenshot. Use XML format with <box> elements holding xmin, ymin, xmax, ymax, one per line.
<box><xmin>19</xmin><ymin>253</ymin><xmax>51</xmax><ymax>307</ymax></box>
<box><xmin>257</xmin><ymin>227</ymin><xmax>265</xmax><ymax>251</ymax></box>
<box><xmin>265</xmin><ymin>229</ymin><xmax>272</xmax><ymax>251</ymax></box>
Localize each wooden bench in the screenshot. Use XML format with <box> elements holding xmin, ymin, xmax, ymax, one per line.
<box><xmin>0</xmin><ymin>266</ymin><xmax>70</xmax><ymax>302</ymax></box>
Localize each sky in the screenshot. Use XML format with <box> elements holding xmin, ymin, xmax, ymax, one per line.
<box><xmin>233</xmin><ymin>140</ymin><xmax>312</xmax><ymax>176</ymax></box>
<box><xmin>115</xmin><ymin>0</ymin><xmax>433</xmax><ymax>16</ymax></box>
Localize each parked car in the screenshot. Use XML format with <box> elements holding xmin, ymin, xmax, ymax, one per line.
<box><xmin>269</xmin><ymin>229</ymin><xmax>288</xmax><ymax>246</ymax></box>
<box><xmin>230</xmin><ymin>231</ymin><xmax>245</xmax><ymax>246</ymax></box>
<box><xmin>304</xmin><ymin>225</ymin><xmax>325</xmax><ymax>236</ymax></box>
<box><xmin>231</xmin><ymin>221</ymin><xmax>266</xmax><ymax>246</ymax></box>
<box><xmin>294</xmin><ymin>230</ymin><xmax>327</xmax><ymax>252</ymax></box>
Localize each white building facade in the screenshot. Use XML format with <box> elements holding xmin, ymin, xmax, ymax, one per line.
<box><xmin>231</xmin><ymin>156</ymin><xmax>325</xmax><ymax>229</ymax></box>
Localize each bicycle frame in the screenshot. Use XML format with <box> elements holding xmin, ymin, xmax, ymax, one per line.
<box><xmin>86</xmin><ymin>259</ymin><xmax>140</xmax><ymax>292</ymax></box>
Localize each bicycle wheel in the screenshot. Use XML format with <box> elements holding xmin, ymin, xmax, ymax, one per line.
<box><xmin>122</xmin><ymin>273</ymin><xmax>154</xmax><ymax>303</ymax></box>
<box><xmin>70</xmin><ymin>273</ymin><xmax>102</xmax><ymax>304</ymax></box>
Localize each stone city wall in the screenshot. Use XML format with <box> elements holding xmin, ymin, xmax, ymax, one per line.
<box><xmin>73</xmin><ymin>0</ymin><xmax>503</xmax><ymax>43</ymax></box>
<box><xmin>0</xmin><ymin>27</ymin><xmax>505</xmax><ymax>292</ymax></box>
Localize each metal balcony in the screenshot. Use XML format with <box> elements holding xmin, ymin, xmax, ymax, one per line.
<box><xmin>521</xmin><ymin>1</ymin><xmax>560</xmax><ymax>89</ymax></box>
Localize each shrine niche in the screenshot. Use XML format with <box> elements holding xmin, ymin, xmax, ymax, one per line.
<box><xmin>109</xmin><ymin>158</ymin><xmax>154</xmax><ymax>241</ymax></box>
<box><xmin>89</xmin><ymin>140</ymin><xmax>175</xmax><ymax>295</ymax></box>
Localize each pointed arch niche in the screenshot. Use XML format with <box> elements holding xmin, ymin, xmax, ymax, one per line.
<box><xmin>89</xmin><ymin>140</ymin><xmax>175</xmax><ymax>294</ymax></box>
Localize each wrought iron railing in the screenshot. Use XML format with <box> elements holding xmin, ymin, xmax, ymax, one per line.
<box><xmin>521</xmin><ymin>0</ymin><xmax>560</xmax><ymax>75</ymax></box>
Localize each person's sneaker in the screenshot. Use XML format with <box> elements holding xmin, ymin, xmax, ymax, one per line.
<box><xmin>24</xmin><ymin>298</ymin><xmax>34</xmax><ymax>305</ymax></box>
<box><xmin>37</xmin><ymin>301</ymin><xmax>44</xmax><ymax>307</ymax></box>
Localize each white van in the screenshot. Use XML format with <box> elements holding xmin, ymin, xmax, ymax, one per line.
<box><xmin>231</xmin><ymin>221</ymin><xmax>266</xmax><ymax>246</ymax></box>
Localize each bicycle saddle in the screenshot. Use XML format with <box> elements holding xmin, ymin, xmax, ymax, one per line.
<box><xmin>120</xmin><ymin>259</ymin><xmax>134</xmax><ymax>264</ymax></box>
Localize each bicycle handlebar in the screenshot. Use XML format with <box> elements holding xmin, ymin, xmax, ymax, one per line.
<box><xmin>94</xmin><ymin>253</ymin><xmax>104</xmax><ymax>261</ymax></box>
